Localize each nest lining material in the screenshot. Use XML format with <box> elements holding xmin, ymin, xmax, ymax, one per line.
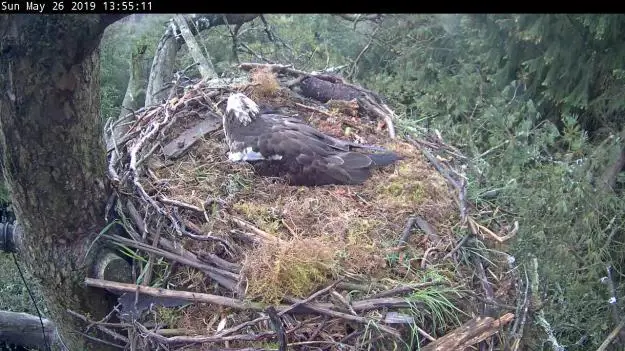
<box><xmin>100</xmin><ymin>68</ymin><xmax>516</xmax><ymax>349</ymax></box>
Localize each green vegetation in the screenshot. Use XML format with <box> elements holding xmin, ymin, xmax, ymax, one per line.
<box><xmin>0</xmin><ymin>255</ymin><xmax>46</xmax><ymax>316</ymax></box>
<box><xmin>1</xmin><ymin>14</ymin><xmax>624</xmax><ymax>349</ymax></box>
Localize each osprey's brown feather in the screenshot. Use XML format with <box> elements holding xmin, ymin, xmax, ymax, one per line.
<box><xmin>223</xmin><ymin>93</ymin><xmax>401</xmax><ymax>186</ymax></box>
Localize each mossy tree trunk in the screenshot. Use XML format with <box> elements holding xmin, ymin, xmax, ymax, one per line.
<box><xmin>144</xmin><ymin>22</ymin><xmax>182</xmax><ymax>107</ymax></box>
<box><xmin>0</xmin><ymin>14</ymin><xmax>124</xmax><ymax>350</ymax></box>
<box><xmin>174</xmin><ymin>14</ymin><xmax>217</xmax><ymax>80</ymax></box>
<box><xmin>106</xmin><ymin>43</ymin><xmax>149</xmax><ymax>151</ymax></box>
<box><xmin>144</xmin><ymin>14</ymin><xmax>259</xmax><ymax>107</ymax></box>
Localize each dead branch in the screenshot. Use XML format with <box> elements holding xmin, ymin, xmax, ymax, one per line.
<box><xmin>266</xmin><ymin>306</ymin><xmax>287</xmax><ymax>351</ymax></box>
<box><xmin>229</xmin><ymin>215</ymin><xmax>286</xmax><ymax>244</ymax></box>
<box><xmin>367</xmin><ymin>282</ymin><xmax>443</xmax><ymax>299</ymax></box>
<box><xmin>295</xmin><ymin>102</ymin><xmax>335</xmax><ymax>119</ymax></box>
<box><xmin>280</xmin><ymin>279</ymin><xmax>344</xmax><ymax>316</ymax></box>
<box><xmin>443</xmin><ymin>233</ymin><xmax>472</xmax><ymax>261</ymax></box>
<box><xmin>85</xmin><ymin>278</ymin><xmax>264</xmax><ymax>311</ymax></box>
<box><xmin>174</xmin><ymin>15</ymin><xmax>216</xmax><ymax>80</ymax></box>
<box><xmin>66</xmin><ymin>309</ymin><xmax>129</xmax><ymax>345</ymax></box>
<box><xmin>283</xmin><ymin>297</ymin><xmax>400</xmax><ymax>338</ymax></box>
<box><xmin>415</xmin><ymin>216</ymin><xmax>441</xmax><ymax>243</ymax></box>
<box><xmin>468</xmin><ymin>216</ymin><xmax>516</xmax><ymax>243</ymax></box>
<box><xmin>238</xmin><ymin>43</ymin><xmax>275</xmax><ymax>64</ymax></box>
<box><xmin>105</xmin><ymin>233</ymin><xmax>239</xmax><ymax>291</ymax></box>
<box><xmin>136</xmin><ymin>322</ymin><xmax>274</xmax><ymax>345</ymax></box>
<box><xmin>421</xmin><ymin>313</ymin><xmax>514</xmax><ymax>351</ymax></box>
<box><xmin>348</xmin><ymin>26</ymin><xmax>379</xmax><ymax>79</ymax></box>
<box><xmin>161</xmin><ymin>115</ymin><xmax>221</xmax><ymax>159</ymax></box>
<box><xmin>158</xmin><ymin>196</ymin><xmax>203</xmax><ymax>213</ymax></box>
<box><xmin>597</xmin><ymin>319</ymin><xmax>625</xmax><ymax>351</ymax></box>
<box><xmin>396</xmin><ymin>216</ymin><xmax>416</xmax><ymax>248</ymax></box>
<box><xmin>356</xmin><ymin>95</ymin><xmax>396</xmax><ymax>139</ymax></box>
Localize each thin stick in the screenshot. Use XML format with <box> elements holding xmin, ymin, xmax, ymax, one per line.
<box><xmin>158</xmin><ymin>196</ymin><xmax>203</xmax><ymax>213</ymax></box>
<box><xmin>283</xmin><ymin>297</ymin><xmax>400</xmax><ymax>338</ymax></box>
<box><xmin>136</xmin><ymin>322</ymin><xmax>275</xmax><ymax>345</ymax></box>
<box><xmin>280</xmin><ymin>278</ymin><xmax>344</xmax><ymax>316</ymax></box>
<box><xmin>229</xmin><ymin>215</ymin><xmax>285</xmax><ymax>244</ymax></box>
<box><xmin>295</xmin><ymin>103</ymin><xmax>335</xmax><ymax>119</ymax></box>
<box><xmin>597</xmin><ymin>319</ymin><xmax>625</xmax><ymax>351</ymax></box>
<box><xmin>367</xmin><ymin>281</ymin><xmax>443</xmax><ymax>299</ymax></box>
<box><xmin>105</xmin><ymin>233</ymin><xmax>238</xmax><ymax>281</ymax></box>
<box><xmin>66</xmin><ymin>309</ymin><xmax>129</xmax><ymax>344</ymax></box>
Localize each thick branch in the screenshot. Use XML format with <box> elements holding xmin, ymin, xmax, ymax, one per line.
<box><xmin>174</xmin><ymin>14</ymin><xmax>216</xmax><ymax>80</ymax></box>
<box><xmin>0</xmin><ymin>311</ymin><xmax>59</xmax><ymax>350</ymax></box>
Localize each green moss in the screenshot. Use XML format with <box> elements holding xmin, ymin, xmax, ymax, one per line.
<box><xmin>346</xmin><ymin>218</ymin><xmax>380</xmax><ymax>245</ymax></box>
<box><xmin>154</xmin><ymin>306</ymin><xmax>184</xmax><ymax>328</ymax></box>
<box><xmin>377</xmin><ymin>163</ymin><xmax>426</xmax><ymax>205</ymax></box>
<box><xmin>233</xmin><ymin>202</ymin><xmax>282</xmax><ymax>235</ymax></box>
<box><xmin>245</xmin><ymin>239</ymin><xmax>336</xmax><ymax>305</ymax></box>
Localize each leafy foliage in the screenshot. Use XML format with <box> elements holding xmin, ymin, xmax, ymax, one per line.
<box><xmin>359</xmin><ymin>14</ymin><xmax>625</xmax><ymax>348</ymax></box>
<box><xmin>100</xmin><ymin>14</ymin><xmax>171</xmax><ymax>120</ymax></box>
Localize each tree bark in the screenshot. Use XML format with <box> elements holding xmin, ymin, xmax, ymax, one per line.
<box><xmin>144</xmin><ymin>21</ymin><xmax>182</xmax><ymax>107</ymax></box>
<box><xmin>106</xmin><ymin>44</ymin><xmax>149</xmax><ymax>151</ymax></box>
<box><xmin>0</xmin><ymin>14</ymin><xmax>124</xmax><ymax>350</ymax></box>
<box><xmin>174</xmin><ymin>14</ymin><xmax>217</xmax><ymax>80</ymax></box>
<box><xmin>144</xmin><ymin>14</ymin><xmax>259</xmax><ymax>107</ymax></box>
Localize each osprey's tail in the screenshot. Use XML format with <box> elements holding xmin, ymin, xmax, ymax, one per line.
<box><xmin>323</xmin><ymin>151</ymin><xmax>402</xmax><ymax>185</ymax></box>
<box><xmin>368</xmin><ymin>152</ymin><xmax>403</xmax><ymax>166</ymax></box>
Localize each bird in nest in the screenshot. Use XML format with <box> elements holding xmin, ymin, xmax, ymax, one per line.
<box><xmin>222</xmin><ymin>92</ymin><xmax>402</xmax><ymax>186</ymax></box>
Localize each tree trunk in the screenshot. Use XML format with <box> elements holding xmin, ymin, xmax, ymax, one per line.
<box><xmin>106</xmin><ymin>44</ymin><xmax>149</xmax><ymax>151</ymax></box>
<box><xmin>174</xmin><ymin>15</ymin><xmax>217</xmax><ymax>80</ymax></box>
<box><xmin>0</xmin><ymin>15</ymin><xmax>124</xmax><ymax>350</ymax></box>
<box><xmin>144</xmin><ymin>14</ymin><xmax>259</xmax><ymax>107</ymax></box>
<box><xmin>144</xmin><ymin>21</ymin><xmax>182</xmax><ymax>107</ymax></box>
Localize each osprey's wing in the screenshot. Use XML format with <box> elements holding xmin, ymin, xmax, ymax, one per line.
<box><xmin>226</xmin><ymin>113</ymin><xmax>399</xmax><ymax>185</ymax></box>
<box><xmin>279</xmin><ymin>115</ymin><xmax>391</xmax><ymax>152</ymax></box>
<box><xmin>277</xmin><ymin>115</ymin><xmax>352</xmax><ymax>151</ymax></box>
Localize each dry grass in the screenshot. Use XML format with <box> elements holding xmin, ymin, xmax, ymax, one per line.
<box><xmin>140</xmin><ymin>83</ymin><xmax>459</xmax><ymax>307</ymax></box>
<box><xmin>249</xmin><ymin>68</ymin><xmax>280</xmax><ymax>100</ymax></box>
<box><xmin>105</xmin><ymin>69</ymin><xmax>523</xmax><ymax>350</ymax></box>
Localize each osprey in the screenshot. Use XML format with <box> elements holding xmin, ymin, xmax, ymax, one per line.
<box><xmin>223</xmin><ymin>92</ymin><xmax>401</xmax><ymax>186</ymax></box>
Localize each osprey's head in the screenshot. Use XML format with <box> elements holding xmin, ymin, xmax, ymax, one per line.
<box><xmin>226</xmin><ymin>93</ymin><xmax>260</xmax><ymax>126</ymax></box>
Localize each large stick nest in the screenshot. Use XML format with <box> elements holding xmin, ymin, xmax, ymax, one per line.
<box><xmin>100</xmin><ymin>64</ymin><xmax>519</xmax><ymax>350</ymax></box>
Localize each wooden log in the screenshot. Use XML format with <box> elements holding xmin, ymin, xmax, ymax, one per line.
<box><xmin>162</xmin><ymin>113</ymin><xmax>221</xmax><ymax>159</ymax></box>
<box><xmin>422</xmin><ymin>313</ymin><xmax>515</xmax><ymax>351</ymax></box>
<box><xmin>0</xmin><ymin>311</ymin><xmax>58</xmax><ymax>350</ymax></box>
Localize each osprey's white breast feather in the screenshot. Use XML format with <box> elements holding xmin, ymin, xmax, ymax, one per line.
<box><xmin>228</xmin><ymin>146</ymin><xmax>283</xmax><ymax>162</ymax></box>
